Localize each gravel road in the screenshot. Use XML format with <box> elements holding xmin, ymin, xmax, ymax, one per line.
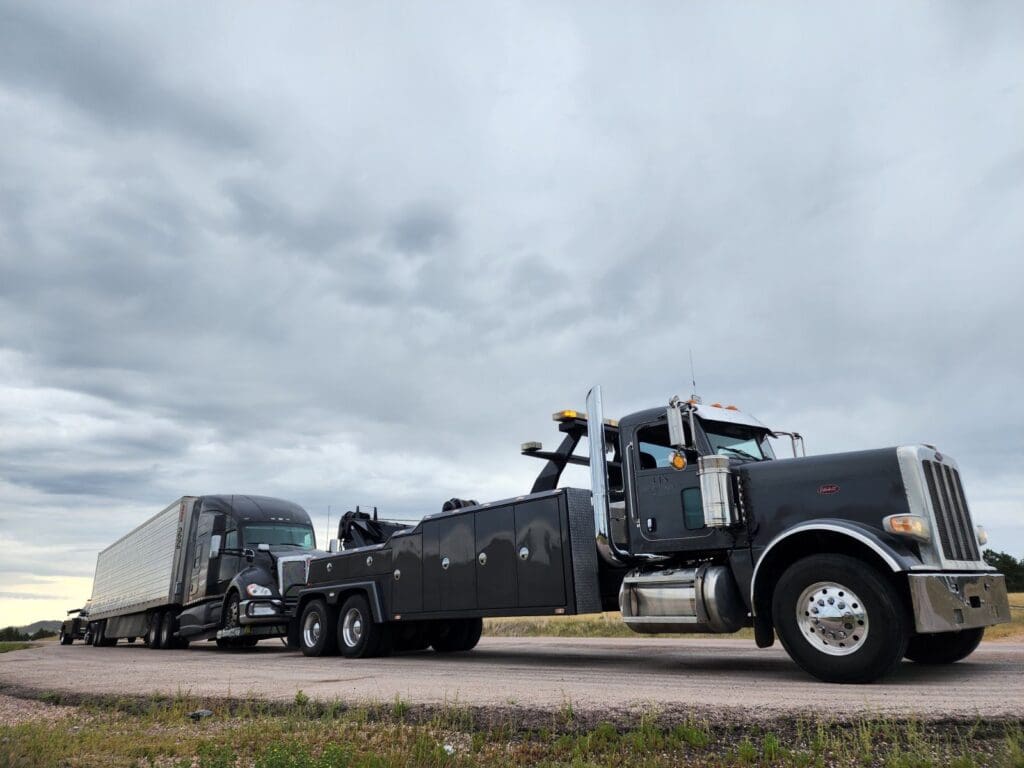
<box><xmin>2</xmin><ymin>638</ymin><xmax>1021</xmax><ymax>719</ymax></box>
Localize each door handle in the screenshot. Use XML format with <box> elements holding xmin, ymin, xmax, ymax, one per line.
<box><xmin>478</xmin><ymin>552</ymin><xmax>487</xmax><ymax>566</ymax></box>
<box><xmin>441</xmin><ymin>556</ymin><xmax>450</xmax><ymax>570</ymax></box>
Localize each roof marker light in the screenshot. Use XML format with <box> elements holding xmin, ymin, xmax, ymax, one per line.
<box><xmin>552</xmin><ymin>409</ymin><xmax>584</xmax><ymax>421</ymax></box>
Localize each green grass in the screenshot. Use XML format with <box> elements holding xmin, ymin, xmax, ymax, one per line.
<box><xmin>1</xmin><ymin>693</ymin><xmax>1021</xmax><ymax>768</ymax></box>
<box><xmin>0</xmin><ymin>641</ymin><xmax>33</xmax><ymax>653</ymax></box>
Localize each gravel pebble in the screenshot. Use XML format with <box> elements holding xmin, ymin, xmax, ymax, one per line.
<box><xmin>0</xmin><ymin>693</ymin><xmax>75</xmax><ymax>727</ymax></box>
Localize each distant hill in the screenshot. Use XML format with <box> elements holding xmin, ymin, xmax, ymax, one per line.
<box><xmin>18</xmin><ymin>621</ymin><xmax>61</xmax><ymax>635</ymax></box>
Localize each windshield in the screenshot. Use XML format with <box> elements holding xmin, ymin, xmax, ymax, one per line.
<box><xmin>702</xmin><ymin>421</ymin><xmax>775</xmax><ymax>461</ymax></box>
<box><xmin>242</xmin><ymin>524</ymin><xmax>315</xmax><ymax>549</ymax></box>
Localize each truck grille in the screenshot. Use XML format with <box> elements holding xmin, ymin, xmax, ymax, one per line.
<box><xmin>279</xmin><ymin>559</ymin><xmax>308</xmax><ymax>596</ymax></box>
<box><xmin>922</xmin><ymin>460</ymin><xmax>980</xmax><ymax>562</ymax></box>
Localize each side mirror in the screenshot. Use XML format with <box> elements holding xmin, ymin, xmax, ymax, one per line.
<box><xmin>666</xmin><ymin>397</ymin><xmax>689</xmax><ymax>449</ymax></box>
<box><xmin>209</xmin><ymin>534</ymin><xmax>222</xmax><ymax>559</ymax></box>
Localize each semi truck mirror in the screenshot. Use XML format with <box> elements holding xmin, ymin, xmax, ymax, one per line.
<box><xmin>209</xmin><ymin>534</ymin><xmax>222</xmax><ymax>559</ymax></box>
<box><xmin>329</xmin><ymin>539</ymin><xmax>340</xmax><ymax>553</ymax></box>
<box><xmin>667</xmin><ymin>397</ymin><xmax>688</xmax><ymax>449</ymax></box>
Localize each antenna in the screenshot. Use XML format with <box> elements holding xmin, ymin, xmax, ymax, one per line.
<box><xmin>326</xmin><ymin>505</ymin><xmax>331</xmax><ymax>548</ymax></box>
<box><xmin>689</xmin><ymin>349</ymin><xmax>697</xmax><ymax>394</ymax></box>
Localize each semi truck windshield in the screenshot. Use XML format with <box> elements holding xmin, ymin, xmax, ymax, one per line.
<box><xmin>242</xmin><ymin>524</ymin><xmax>315</xmax><ymax>548</ymax></box>
<box><xmin>702</xmin><ymin>422</ymin><xmax>775</xmax><ymax>461</ymax></box>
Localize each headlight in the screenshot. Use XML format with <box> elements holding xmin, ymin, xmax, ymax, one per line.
<box><xmin>883</xmin><ymin>514</ymin><xmax>930</xmax><ymax>542</ymax></box>
<box><xmin>246</xmin><ymin>583</ymin><xmax>273</xmax><ymax>597</ymax></box>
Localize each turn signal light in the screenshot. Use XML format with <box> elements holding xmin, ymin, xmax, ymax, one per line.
<box><xmin>883</xmin><ymin>515</ymin><xmax>930</xmax><ymax>542</ymax></box>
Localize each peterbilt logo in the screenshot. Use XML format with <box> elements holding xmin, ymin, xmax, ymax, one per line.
<box><xmin>818</xmin><ymin>484</ymin><xmax>841</xmax><ymax>495</ymax></box>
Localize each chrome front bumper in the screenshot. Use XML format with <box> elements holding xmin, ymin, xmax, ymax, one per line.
<box><xmin>239</xmin><ymin>598</ymin><xmax>287</xmax><ymax>625</ymax></box>
<box><xmin>908</xmin><ymin>572</ymin><xmax>1010</xmax><ymax>633</ymax></box>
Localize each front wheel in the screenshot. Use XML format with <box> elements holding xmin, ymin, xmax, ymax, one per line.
<box><xmin>772</xmin><ymin>554</ymin><xmax>909</xmax><ymax>684</ymax></box>
<box><xmin>59</xmin><ymin>629</ymin><xmax>73</xmax><ymax>646</ymax></box>
<box><xmin>299</xmin><ymin>599</ymin><xmax>338</xmax><ymax>657</ymax></box>
<box><xmin>905</xmin><ymin>628</ymin><xmax>984</xmax><ymax>664</ymax></box>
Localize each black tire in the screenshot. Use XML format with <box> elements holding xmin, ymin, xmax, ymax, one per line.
<box><xmin>215</xmin><ymin>592</ymin><xmax>250</xmax><ymax>651</ymax></box>
<box><xmin>431</xmin><ymin>620</ymin><xmax>471</xmax><ymax>653</ymax></box>
<box><xmin>392</xmin><ymin>622</ymin><xmax>431</xmax><ymax>653</ymax></box>
<box><xmin>460</xmin><ymin>618</ymin><xmax>483</xmax><ymax>651</ymax></box>
<box><xmin>146</xmin><ymin>612</ymin><xmax>163</xmax><ymax>649</ymax></box>
<box><xmin>285</xmin><ymin>620</ymin><xmax>300</xmax><ymax>650</ymax></box>
<box><xmin>159</xmin><ymin>612</ymin><xmax>176</xmax><ymax>650</ymax></box>
<box><xmin>127</xmin><ymin>637</ymin><xmax>136</xmax><ymax>644</ymax></box>
<box><xmin>82</xmin><ymin>626</ymin><xmax>94</xmax><ymax>646</ymax></box>
<box><xmin>905</xmin><ymin>628</ymin><xmax>984</xmax><ymax>664</ymax></box>
<box><xmin>59</xmin><ymin>629</ymin><xmax>73</xmax><ymax>646</ymax></box>
<box><xmin>337</xmin><ymin>594</ymin><xmax>388</xmax><ymax>658</ymax></box>
<box><xmin>299</xmin><ymin>599</ymin><xmax>338</xmax><ymax>657</ymax></box>
<box><xmin>772</xmin><ymin>554</ymin><xmax>909</xmax><ymax>684</ymax></box>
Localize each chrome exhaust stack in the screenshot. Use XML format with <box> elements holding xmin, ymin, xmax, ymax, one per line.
<box><xmin>586</xmin><ymin>386</ymin><xmax>628</xmax><ymax>566</ymax></box>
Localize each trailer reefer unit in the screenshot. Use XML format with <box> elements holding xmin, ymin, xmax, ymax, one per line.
<box><xmin>79</xmin><ymin>495</ymin><xmax>317</xmax><ymax>650</ymax></box>
<box><xmin>292</xmin><ymin>387</ymin><xmax>1010</xmax><ymax>684</ymax></box>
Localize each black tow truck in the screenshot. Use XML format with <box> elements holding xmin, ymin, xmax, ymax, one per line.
<box><xmin>288</xmin><ymin>387</ymin><xmax>1010</xmax><ymax>683</ymax></box>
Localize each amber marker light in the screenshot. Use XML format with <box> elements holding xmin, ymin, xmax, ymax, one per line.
<box><xmin>883</xmin><ymin>514</ymin><xmax>930</xmax><ymax>542</ymax></box>
<box><xmin>552</xmin><ymin>409</ymin><xmax>583</xmax><ymax>421</ymax></box>
<box><xmin>670</xmin><ymin>452</ymin><xmax>687</xmax><ymax>470</ymax></box>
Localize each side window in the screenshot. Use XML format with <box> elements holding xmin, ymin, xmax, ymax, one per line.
<box><xmin>682</xmin><ymin>488</ymin><xmax>704</xmax><ymax>530</ymax></box>
<box><xmin>636</xmin><ymin>423</ymin><xmax>676</xmax><ymax>470</ymax></box>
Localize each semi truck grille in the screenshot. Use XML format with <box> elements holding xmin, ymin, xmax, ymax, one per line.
<box><xmin>922</xmin><ymin>460</ymin><xmax>980</xmax><ymax>562</ymax></box>
<box><xmin>279</xmin><ymin>559</ymin><xmax>309</xmax><ymax>595</ymax></box>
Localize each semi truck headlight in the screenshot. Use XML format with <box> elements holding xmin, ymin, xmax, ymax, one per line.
<box><xmin>246</xmin><ymin>583</ymin><xmax>273</xmax><ymax>597</ymax></box>
<box><xmin>976</xmin><ymin>525</ymin><xmax>988</xmax><ymax>546</ymax></box>
<box><xmin>883</xmin><ymin>514</ymin><xmax>930</xmax><ymax>542</ymax></box>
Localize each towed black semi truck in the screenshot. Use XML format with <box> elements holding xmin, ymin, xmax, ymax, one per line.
<box><xmin>290</xmin><ymin>386</ymin><xmax>1009</xmax><ymax>683</ymax></box>
<box><xmin>75</xmin><ymin>495</ymin><xmax>318</xmax><ymax>650</ymax></box>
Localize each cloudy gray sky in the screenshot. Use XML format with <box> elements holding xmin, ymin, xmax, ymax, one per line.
<box><xmin>1</xmin><ymin>1</ymin><xmax>1022</xmax><ymax>626</ymax></box>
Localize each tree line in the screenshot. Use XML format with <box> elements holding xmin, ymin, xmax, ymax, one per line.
<box><xmin>0</xmin><ymin>626</ymin><xmax>57</xmax><ymax>642</ymax></box>
<box><xmin>983</xmin><ymin>549</ymin><xmax>1024</xmax><ymax>591</ymax></box>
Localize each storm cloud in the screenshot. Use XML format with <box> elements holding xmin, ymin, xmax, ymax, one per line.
<box><xmin>1</xmin><ymin>1</ymin><xmax>1022</xmax><ymax>624</ymax></box>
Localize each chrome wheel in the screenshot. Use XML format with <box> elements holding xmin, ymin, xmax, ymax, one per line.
<box><xmin>342</xmin><ymin>608</ymin><xmax>364</xmax><ymax>648</ymax></box>
<box><xmin>303</xmin><ymin>610</ymin><xmax>322</xmax><ymax>648</ymax></box>
<box><xmin>796</xmin><ymin>581</ymin><xmax>869</xmax><ymax>656</ymax></box>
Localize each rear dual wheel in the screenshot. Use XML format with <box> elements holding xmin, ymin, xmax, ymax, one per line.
<box><xmin>431</xmin><ymin>618</ymin><xmax>482</xmax><ymax>653</ymax></box>
<box><xmin>338</xmin><ymin>595</ymin><xmax>390</xmax><ymax>658</ymax></box>
<box><xmin>299</xmin><ymin>598</ymin><xmax>338</xmax><ymax>657</ymax></box>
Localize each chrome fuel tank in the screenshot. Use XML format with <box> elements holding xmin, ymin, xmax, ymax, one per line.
<box><xmin>619</xmin><ymin>565</ymin><xmax>747</xmax><ymax>634</ymax></box>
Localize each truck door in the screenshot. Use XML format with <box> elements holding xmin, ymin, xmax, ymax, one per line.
<box><xmin>630</xmin><ymin>419</ymin><xmax>709</xmax><ymax>547</ymax></box>
<box><xmin>215</xmin><ymin>524</ymin><xmax>241</xmax><ymax>596</ymax></box>
<box><xmin>187</xmin><ymin>511</ymin><xmax>224</xmax><ymax>601</ymax></box>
